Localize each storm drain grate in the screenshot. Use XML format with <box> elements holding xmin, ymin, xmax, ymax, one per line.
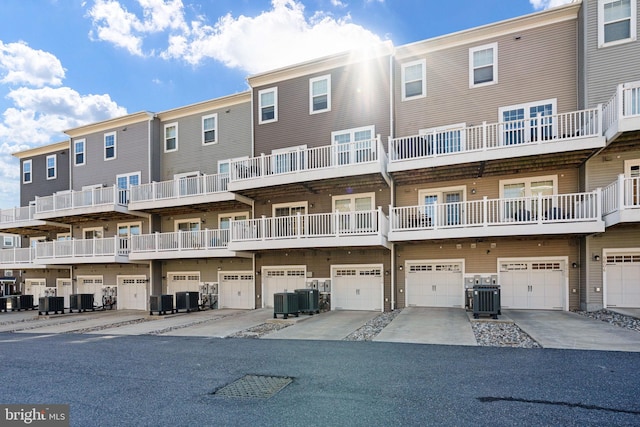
<box><xmin>213</xmin><ymin>375</ymin><xmax>293</xmax><ymax>398</ymax></box>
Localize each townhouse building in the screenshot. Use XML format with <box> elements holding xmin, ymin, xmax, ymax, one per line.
<box><xmin>1</xmin><ymin>0</ymin><xmax>638</xmax><ymax>314</ymax></box>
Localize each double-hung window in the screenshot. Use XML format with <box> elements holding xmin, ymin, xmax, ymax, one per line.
<box><xmin>469</xmin><ymin>43</ymin><xmax>497</xmax><ymax>87</ymax></box>
<box><xmin>74</xmin><ymin>139</ymin><xmax>85</xmax><ymax>166</ymax></box>
<box><xmin>310</xmin><ymin>75</ymin><xmax>331</xmax><ymax>114</ymax></box>
<box><xmin>22</xmin><ymin>160</ymin><xmax>32</xmax><ymax>184</ymax></box>
<box><xmin>164</xmin><ymin>123</ymin><xmax>178</xmax><ymax>152</ymax></box>
<box><xmin>46</xmin><ymin>155</ymin><xmax>56</xmax><ymax>180</ymax></box>
<box><xmin>202</xmin><ymin>114</ymin><xmax>217</xmax><ymax>145</ymax></box>
<box><xmin>259</xmin><ymin>88</ymin><xmax>277</xmax><ymax>124</ymax></box>
<box><xmin>104</xmin><ymin>132</ymin><xmax>116</xmax><ymax>160</ymax></box>
<box><xmin>599</xmin><ymin>0</ymin><xmax>636</xmax><ymax>46</ymax></box>
<box><xmin>401</xmin><ymin>59</ymin><xmax>426</xmax><ymax>100</ymax></box>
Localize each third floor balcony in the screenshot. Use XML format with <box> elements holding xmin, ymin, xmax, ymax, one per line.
<box><xmin>603</xmin><ymin>80</ymin><xmax>640</xmax><ymax>141</ymax></box>
<box><xmin>128</xmin><ymin>229</ymin><xmax>244</xmax><ymax>260</ymax></box>
<box><xmin>602</xmin><ymin>175</ymin><xmax>640</xmax><ymax>227</ymax></box>
<box><xmin>34</xmin><ymin>237</ymin><xmax>131</xmax><ymax>264</ymax></box>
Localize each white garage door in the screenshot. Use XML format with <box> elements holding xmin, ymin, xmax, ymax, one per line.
<box><xmin>77</xmin><ymin>276</ymin><xmax>104</xmax><ymax>306</ymax></box>
<box><xmin>25</xmin><ymin>279</ymin><xmax>47</xmax><ymax>305</ymax></box>
<box><xmin>405</xmin><ymin>262</ymin><xmax>463</xmax><ymax>307</ymax></box>
<box><xmin>167</xmin><ymin>272</ymin><xmax>200</xmax><ymax>295</ymax></box>
<box><xmin>500</xmin><ymin>260</ymin><xmax>565</xmax><ymax>310</ymax></box>
<box><xmin>219</xmin><ymin>272</ymin><xmax>254</xmax><ymax>309</ymax></box>
<box><xmin>57</xmin><ymin>279</ymin><xmax>73</xmax><ymax>307</ymax></box>
<box><xmin>605</xmin><ymin>253</ymin><xmax>640</xmax><ymax>308</ymax></box>
<box><xmin>262</xmin><ymin>267</ymin><xmax>306</xmax><ymax>308</ymax></box>
<box><xmin>332</xmin><ymin>265</ymin><xmax>383</xmax><ymax>311</ymax></box>
<box><xmin>117</xmin><ymin>276</ymin><xmax>148</xmax><ymax>310</ymax></box>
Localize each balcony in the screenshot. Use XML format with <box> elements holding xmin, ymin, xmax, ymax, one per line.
<box><xmin>34</xmin><ymin>186</ymin><xmax>137</xmax><ymax>222</ymax></box>
<box><xmin>228</xmin><ymin>208</ymin><xmax>390</xmax><ymax>251</ymax></box>
<box><xmin>34</xmin><ymin>237</ymin><xmax>131</xmax><ymax>264</ymax></box>
<box><xmin>388</xmin><ymin>192</ymin><xmax>604</xmax><ymax>241</ymax></box>
<box><xmin>0</xmin><ymin>247</ymin><xmax>47</xmax><ymax>269</ymax></box>
<box><xmin>603</xmin><ymin>81</ymin><xmax>640</xmax><ymax>141</ymax></box>
<box><xmin>227</xmin><ymin>136</ymin><xmax>390</xmax><ymax>193</ymax></box>
<box><xmin>128</xmin><ymin>173</ymin><xmax>250</xmax><ymax>212</ymax></box>
<box><xmin>602</xmin><ymin>175</ymin><xmax>640</xmax><ymax>227</ymax></box>
<box><xmin>388</xmin><ymin>107</ymin><xmax>604</xmax><ymax>172</ymax></box>
<box><xmin>0</xmin><ymin>205</ymin><xmax>67</xmax><ymax>234</ymax></box>
<box><xmin>129</xmin><ymin>229</ymin><xmax>245</xmax><ymax>260</ymax></box>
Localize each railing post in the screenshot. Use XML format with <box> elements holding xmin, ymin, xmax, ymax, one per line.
<box><xmin>154</xmin><ymin>232</ymin><xmax>159</xmax><ymax>252</ymax></box>
<box><xmin>618</xmin><ymin>83</ymin><xmax>625</xmax><ymax>118</ymax></box>
<box><xmin>537</xmin><ymin>194</ymin><xmax>543</xmax><ymax>224</ymax></box>
<box><xmin>618</xmin><ymin>174</ymin><xmax>626</xmax><ymax>211</ymax></box>
<box><xmin>596</xmin><ymin>103</ymin><xmax>602</xmax><ymax>135</ymax></box>
<box><xmin>334</xmin><ymin>210</ymin><xmax>339</xmax><ymax>237</ymax></box>
<box><xmin>535</xmin><ymin>112</ymin><xmax>541</xmax><ymax>143</ymax></box>
<box><xmin>482</xmin><ymin>121</ymin><xmax>487</xmax><ymax>150</ymax></box>
<box><xmin>595</xmin><ymin>188</ymin><xmax>602</xmax><ymax>220</ymax></box>
<box><xmin>483</xmin><ymin>196</ymin><xmax>488</xmax><ymax>227</ymax></box>
<box><xmin>260</xmin><ymin>154</ymin><xmax>266</xmax><ymax>177</ymax></box>
<box><xmin>261</xmin><ymin>215</ymin><xmax>266</xmax><ymax>241</ymax></box>
<box><xmin>388</xmin><ymin>136</ymin><xmax>393</xmax><ymax>161</ymax></box>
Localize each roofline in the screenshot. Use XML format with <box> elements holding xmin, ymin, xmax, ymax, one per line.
<box><xmin>12</xmin><ymin>140</ymin><xmax>69</xmax><ymax>159</ymax></box>
<box><xmin>64</xmin><ymin>111</ymin><xmax>155</xmax><ymax>138</ymax></box>
<box><xmin>156</xmin><ymin>90</ymin><xmax>251</xmax><ymax>121</ymax></box>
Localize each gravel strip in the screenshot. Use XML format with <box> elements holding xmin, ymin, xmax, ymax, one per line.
<box><xmin>471</xmin><ymin>322</ymin><xmax>541</xmax><ymax>348</ymax></box>
<box><xmin>343</xmin><ymin>309</ymin><xmax>403</xmax><ymax>341</ymax></box>
<box><xmin>572</xmin><ymin>309</ymin><xmax>640</xmax><ymax>332</ymax></box>
<box><xmin>229</xmin><ymin>322</ymin><xmax>291</xmax><ymax>338</ymax></box>
<box><xmin>68</xmin><ymin>318</ymin><xmax>154</xmax><ymax>334</ymax></box>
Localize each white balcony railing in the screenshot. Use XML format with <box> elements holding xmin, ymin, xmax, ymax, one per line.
<box><xmin>229</xmin><ymin>136</ymin><xmax>384</xmax><ymax>182</ymax></box>
<box><xmin>130</xmin><ymin>229</ymin><xmax>230</xmax><ymax>253</ymax></box>
<box><xmin>129</xmin><ymin>173</ymin><xmax>229</xmax><ymax>203</ymax></box>
<box><xmin>35</xmin><ymin>186</ymin><xmax>128</xmax><ymax>214</ymax></box>
<box><xmin>603</xmin><ymin>81</ymin><xmax>640</xmax><ymax>134</ymax></box>
<box><xmin>390</xmin><ymin>192</ymin><xmax>601</xmax><ymax>232</ymax></box>
<box><xmin>0</xmin><ymin>205</ymin><xmax>36</xmax><ymax>224</ymax></box>
<box><xmin>603</xmin><ymin>174</ymin><xmax>640</xmax><ymax>215</ymax></box>
<box><xmin>230</xmin><ymin>208</ymin><xmax>387</xmax><ymax>241</ymax></box>
<box><xmin>34</xmin><ymin>237</ymin><xmax>130</xmax><ymax>260</ymax></box>
<box><xmin>389</xmin><ymin>107</ymin><xmax>602</xmax><ymax>162</ymax></box>
<box><xmin>0</xmin><ymin>247</ymin><xmax>36</xmax><ymax>264</ymax></box>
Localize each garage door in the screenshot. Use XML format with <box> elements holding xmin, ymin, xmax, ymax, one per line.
<box><xmin>56</xmin><ymin>279</ymin><xmax>73</xmax><ymax>307</ymax></box>
<box><xmin>405</xmin><ymin>262</ymin><xmax>463</xmax><ymax>307</ymax></box>
<box><xmin>117</xmin><ymin>276</ymin><xmax>147</xmax><ymax>310</ymax></box>
<box><xmin>262</xmin><ymin>267</ymin><xmax>306</xmax><ymax>308</ymax></box>
<box><xmin>25</xmin><ymin>279</ymin><xmax>48</xmax><ymax>304</ymax></box>
<box><xmin>219</xmin><ymin>272</ymin><xmax>254</xmax><ymax>309</ymax></box>
<box><xmin>167</xmin><ymin>272</ymin><xmax>200</xmax><ymax>295</ymax></box>
<box><xmin>605</xmin><ymin>253</ymin><xmax>640</xmax><ymax>308</ymax></box>
<box><xmin>77</xmin><ymin>276</ymin><xmax>104</xmax><ymax>306</ymax></box>
<box><xmin>332</xmin><ymin>265</ymin><xmax>383</xmax><ymax>311</ymax></box>
<box><xmin>499</xmin><ymin>260</ymin><xmax>565</xmax><ymax>310</ymax></box>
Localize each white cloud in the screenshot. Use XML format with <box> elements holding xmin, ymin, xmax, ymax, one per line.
<box><xmin>529</xmin><ymin>0</ymin><xmax>574</xmax><ymax>10</ymax></box>
<box><xmin>88</xmin><ymin>0</ymin><xmax>383</xmax><ymax>74</ymax></box>
<box><xmin>0</xmin><ymin>41</ymin><xmax>65</xmax><ymax>87</ymax></box>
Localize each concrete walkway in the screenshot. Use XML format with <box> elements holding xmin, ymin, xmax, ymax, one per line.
<box><xmin>263</xmin><ymin>310</ymin><xmax>379</xmax><ymax>341</ymax></box>
<box><xmin>505</xmin><ymin>310</ymin><xmax>640</xmax><ymax>352</ymax></box>
<box><xmin>373</xmin><ymin>307</ymin><xmax>477</xmax><ymax>346</ymax></box>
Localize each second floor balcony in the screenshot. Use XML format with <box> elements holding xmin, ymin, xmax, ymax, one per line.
<box><xmin>0</xmin><ymin>205</ymin><xmax>67</xmax><ymax>235</ymax></box>
<box><xmin>34</xmin><ymin>237</ymin><xmax>131</xmax><ymax>264</ymax></box>
<box><xmin>227</xmin><ymin>136</ymin><xmax>390</xmax><ymax>193</ymax></box>
<box><xmin>0</xmin><ymin>247</ymin><xmax>47</xmax><ymax>269</ymax></box>
<box><xmin>228</xmin><ymin>208</ymin><xmax>390</xmax><ymax>251</ymax></box>
<box><xmin>129</xmin><ymin>229</ymin><xmax>242</xmax><ymax>260</ymax></box>
<box><xmin>388</xmin><ymin>107</ymin><xmax>604</xmax><ymax>173</ymax></box>
<box><xmin>388</xmin><ymin>191</ymin><xmax>604</xmax><ymax>241</ymax></box>
<box><xmin>602</xmin><ymin>175</ymin><xmax>640</xmax><ymax>227</ymax></box>
<box><xmin>603</xmin><ymin>80</ymin><xmax>640</xmax><ymax>141</ymax></box>
<box><xmin>34</xmin><ymin>186</ymin><xmax>136</xmax><ymax>222</ymax></box>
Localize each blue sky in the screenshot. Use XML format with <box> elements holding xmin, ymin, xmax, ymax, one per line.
<box><xmin>0</xmin><ymin>0</ymin><xmax>572</xmax><ymax>207</ymax></box>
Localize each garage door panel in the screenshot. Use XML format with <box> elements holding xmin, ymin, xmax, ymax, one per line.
<box><xmin>499</xmin><ymin>261</ymin><xmax>564</xmax><ymax>310</ymax></box>
<box><xmin>606</xmin><ymin>253</ymin><xmax>640</xmax><ymax>308</ymax></box>
<box><xmin>118</xmin><ymin>277</ymin><xmax>147</xmax><ymax>310</ymax></box>
<box><xmin>263</xmin><ymin>268</ymin><xmax>306</xmax><ymax>308</ymax></box>
<box><xmin>406</xmin><ymin>263</ymin><xmax>463</xmax><ymax>307</ymax></box>
<box><xmin>219</xmin><ymin>273</ymin><xmax>254</xmax><ymax>309</ymax></box>
<box><xmin>167</xmin><ymin>272</ymin><xmax>201</xmax><ymax>295</ymax></box>
<box><xmin>332</xmin><ymin>266</ymin><xmax>382</xmax><ymax>311</ymax></box>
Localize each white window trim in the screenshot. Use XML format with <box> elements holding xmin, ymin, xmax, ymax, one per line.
<box><xmin>419</xmin><ymin>122</ymin><xmax>467</xmax><ymax>152</ymax></box>
<box><xmin>469</xmin><ymin>42</ymin><xmax>498</xmax><ymax>88</ymax></box>
<box><xmin>174</xmin><ymin>218</ymin><xmax>201</xmax><ymax>232</ymax></box>
<box><xmin>332</xmin><ymin>192</ymin><xmax>376</xmax><ymax>212</ymax></box>
<box><xmin>164</xmin><ymin>123</ymin><xmax>178</xmax><ymax>153</ymax></box>
<box><xmin>258</xmin><ymin>87</ymin><xmax>278</xmax><ymax>124</ymax></box>
<box><xmin>598</xmin><ymin>0</ymin><xmax>637</xmax><ymax>48</ymax></box>
<box><xmin>272</xmin><ymin>201</ymin><xmax>309</xmax><ymax>217</ymax></box>
<box><xmin>46</xmin><ymin>154</ymin><xmax>56</xmax><ymax>180</ymax></box>
<box><xmin>218</xmin><ymin>211</ymin><xmax>250</xmax><ymax>229</ymax></box>
<box><xmin>498</xmin><ymin>98</ymin><xmax>558</xmax><ymax>143</ymax></box>
<box><xmin>56</xmin><ymin>233</ymin><xmax>71</xmax><ymax>241</ymax></box>
<box><xmin>117</xmin><ymin>221</ymin><xmax>142</xmax><ymax>236</ymax></box>
<box><xmin>30</xmin><ymin>236</ymin><xmax>46</xmax><ymax>247</ymax></box>
<box><xmin>202</xmin><ymin>113</ymin><xmax>218</xmax><ymax>145</ymax></box>
<box><xmin>331</xmin><ymin>125</ymin><xmax>376</xmax><ymax>145</ymax></box>
<box><xmin>3</xmin><ymin>236</ymin><xmax>14</xmax><ymax>247</ymax></box>
<box><xmin>116</xmin><ymin>172</ymin><xmax>141</xmax><ymax>188</ymax></box>
<box><xmin>401</xmin><ymin>59</ymin><xmax>427</xmax><ymax>101</ymax></box>
<box><xmin>309</xmin><ymin>74</ymin><xmax>331</xmax><ymax>114</ymax></box>
<box><xmin>499</xmin><ymin>175</ymin><xmax>558</xmax><ymax>199</ymax></box>
<box><xmin>82</xmin><ymin>227</ymin><xmax>104</xmax><ymax>239</ymax></box>
<box><xmin>22</xmin><ymin>159</ymin><xmax>32</xmax><ymax>184</ymax></box>
<box><xmin>74</xmin><ymin>139</ymin><xmax>86</xmax><ymax>166</ymax></box>
<box><xmin>174</xmin><ymin>171</ymin><xmax>201</xmax><ymax>180</ymax></box>
<box><xmin>418</xmin><ymin>185</ymin><xmax>467</xmax><ymax>205</ymax></box>
<box><xmin>82</xmin><ymin>184</ymin><xmax>104</xmax><ymax>191</ymax></box>
<box><xmin>624</xmin><ymin>159</ymin><xmax>640</xmax><ymax>177</ymax></box>
<box><xmin>104</xmin><ymin>131</ymin><xmax>117</xmax><ymax>161</ymax></box>
<box><xmin>218</xmin><ymin>157</ymin><xmax>248</xmax><ymax>175</ymax></box>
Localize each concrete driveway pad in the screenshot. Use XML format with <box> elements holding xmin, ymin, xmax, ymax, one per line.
<box><xmin>263</xmin><ymin>310</ymin><xmax>379</xmax><ymax>341</ymax></box>
<box><xmin>163</xmin><ymin>308</ymin><xmax>272</xmax><ymax>337</ymax></box>
<box><xmin>373</xmin><ymin>307</ymin><xmax>477</xmax><ymax>346</ymax></box>
<box><xmin>505</xmin><ymin>310</ymin><xmax>640</xmax><ymax>352</ymax></box>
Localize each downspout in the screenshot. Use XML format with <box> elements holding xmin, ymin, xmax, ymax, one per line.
<box><xmin>389</xmin><ymin>50</ymin><xmax>396</xmax><ymax>310</ymax></box>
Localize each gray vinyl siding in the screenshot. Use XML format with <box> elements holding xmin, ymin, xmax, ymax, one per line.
<box><xmin>582</xmin><ymin>0</ymin><xmax>640</xmax><ymax>107</ymax></box>
<box><xmin>253</xmin><ymin>56</ymin><xmax>392</xmax><ymax>155</ymax></box>
<box><xmin>71</xmin><ymin>121</ymin><xmax>151</xmax><ymax>190</ymax></box>
<box><xmin>584</xmin><ymin>149</ymin><xmax>640</xmax><ymax>191</ymax></box>
<box><xmin>20</xmin><ymin>149</ymin><xmax>71</xmax><ymax>206</ymax></box>
<box><xmin>150</xmin><ymin>119</ymin><xmax>162</xmax><ymax>182</ymax></box>
<box><xmin>394</xmin><ymin>19</ymin><xmax>578</xmax><ymax>137</ymax></box>
<box><xmin>160</xmin><ymin>101</ymin><xmax>251</xmax><ymax>179</ymax></box>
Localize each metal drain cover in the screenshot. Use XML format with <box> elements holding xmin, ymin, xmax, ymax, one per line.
<box><xmin>213</xmin><ymin>375</ymin><xmax>293</xmax><ymax>398</ymax></box>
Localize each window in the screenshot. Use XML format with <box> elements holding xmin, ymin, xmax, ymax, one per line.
<box><xmin>22</xmin><ymin>160</ymin><xmax>32</xmax><ymax>184</ymax></box>
<box><xmin>273</xmin><ymin>202</ymin><xmax>307</xmax><ymax>236</ymax></box>
<box><xmin>625</xmin><ymin>159</ymin><xmax>640</xmax><ymax>205</ymax></box>
<box><xmin>83</xmin><ymin>227</ymin><xmax>104</xmax><ymax>239</ymax></box>
<box><xmin>469</xmin><ymin>43</ymin><xmax>497</xmax><ymax>87</ymax></box>
<box><xmin>500</xmin><ymin>175</ymin><xmax>557</xmax><ymax>221</ymax></box>
<box><xmin>599</xmin><ymin>0</ymin><xmax>636</xmax><ymax>46</ymax></box>
<box><xmin>219</xmin><ymin>212</ymin><xmax>249</xmax><ymax>230</ymax></box>
<box><xmin>56</xmin><ymin>233</ymin><xmax>71</xmax><ymax>241</ymax></box>
<box><xmin>418</xmin><ymin>186</ymin><xmax>466</xmax><ymax>227</ymax></box>
<box><xmin>117</xmin><ymin>222</ymin><xmax>141</xmax><ymax>237</ymax></box>
<box><xmin>3</xmin><ymin>236</ymin><xmax>14</xmax><ymax>247</ymax></box>
<box><xmin>331</xmin><ymin>125</ymin><xmax>376</xmax><ymax>165</ymax></box>
<box><xmin>116</xmin><ymin>172</ymin><xmax>140</xmax><ymax>204</ymax></box>
<box><xmin>272</xmin><ymin>145</ymin><xmax>307</xmax><ymax>174</ymax></box>
<box><xmin>332</xmin><ymin>192</ymin><xmax>375</xmax><ymax>232</ymax></box>
<box><xmin>104</xmin><ymin>132</ymin><xmax>116</xmax><ymax>160</ymax></box>
<box><xmin>499</xmin><ymin>99</ymin><xmax>556</xmax><ymax>145</ymax></box>
<box><xmin>310</xmin><ymin>75</ymin><xmax>331</xmax><ymax>113</ymax></box>
<box><xmin>30</xmin><ymin>236</ymin><xmax>46</xmax><ymax>247</ymax></box>
<box><xmin>402</xmin><ymin>59</ymin><xmax>426</xmax><ymax>100</ymax></box>
<box><xmin>259</xmin><ymin>88</ymin><xmax>277</xmax><ymax>124</ymax></box>
<box><xmin>164</xmin><ymin>123</ymin><xmax>178</xmax><ymax>152</ymax></box>
<box><xmin>74</xmin><ymin>139</ymin><xmax>85</xmax><ymax>166</ymax></box>
<box><xmin>175</xmin><ymin>219</ymin><xmax>200</xmax><ymax>233</ymax></box>
<box><xmin>46</xmin><ymin>155</ymin><xmax>56</xmax><ymax>180</ymax></box>
<box><xmin>202</xmin><ymin>114</ymin><xmax>217</xmax><ymax>145</ymax></box>
<box><xmin>419</xmin><ymin>123</ymin><xmax>466</xmax><ymax>155</ymax></box>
